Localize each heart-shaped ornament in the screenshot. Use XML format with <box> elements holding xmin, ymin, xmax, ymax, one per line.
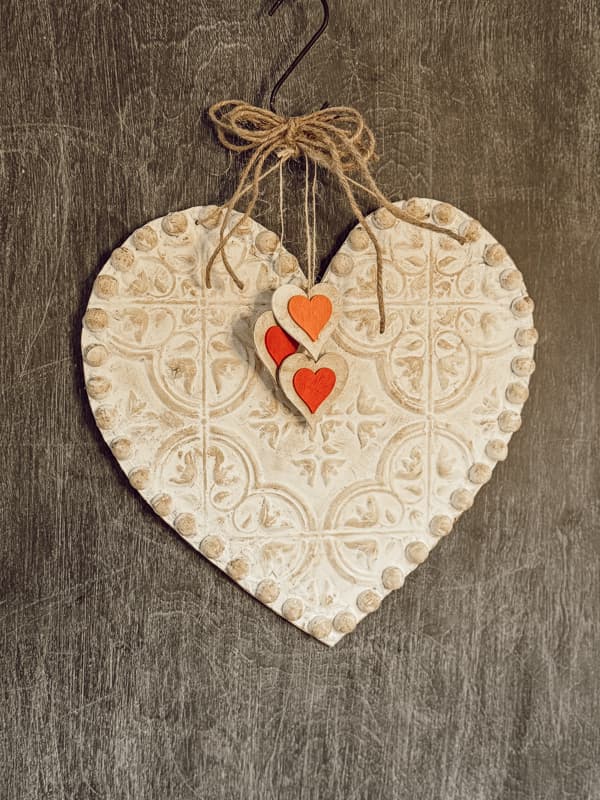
<box><xmin>271</xmin><ymin>284</ymin><xmax>343</xmax><ymax>359</ymax></box>
<box><xmin>81</xmin><ymin>200</ymin><xmax>536</xmax><ymax>645</ymax></box>
<box><xmin>253</xmin><ymin>310</ymin><xmax>299</xmax><ymax>382</ymax></box>
<box><xmin>278</xmin><ymin>352</ymin><xmax>349</xmax><ymax>424</ymax></box>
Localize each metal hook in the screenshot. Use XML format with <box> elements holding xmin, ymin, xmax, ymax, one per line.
<box><xmin>267</xmin><ymin>0</ymin><xmax>329</xmax><ymax>113</ymax></box>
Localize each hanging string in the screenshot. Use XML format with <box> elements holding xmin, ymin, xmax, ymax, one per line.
<box><xmin>278</xmin><ymin>158</ymin><xmax>285</xmax><ymax>248</ymax></box>
<box><xmin>204</xmin><ymin>100</ymin><xmax>466</xmax><ymax>332</ymax></box>
<box><xmin>303</xmin><ymin>154</ymin><xmax>313</xmax><ymax>290</ymax></box>
<box><xmin>311</xmin><ymin>162</ymin><xmax>318</xmax><ymax>288</ymax></box>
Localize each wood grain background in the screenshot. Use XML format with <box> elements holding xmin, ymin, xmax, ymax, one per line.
<box><xmin>1</xmin><ymin>1</ymin><xmax>599</xmax><ymax>798</ymax></box>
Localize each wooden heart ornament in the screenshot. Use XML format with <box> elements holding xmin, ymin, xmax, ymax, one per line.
<box><xmin>271</xmin><ymin>284</ymin><xmax>343</xmax><ymax>359</ymax></box>
<box><xmin>81</xmin><ymin>200</ymin><xmax>536</xmax><ymax>646</ymax></box>
<box><xmin>253</xmin><ymin>311</ymin><xmax>298</xmax><ymax>382</ymax></box>
<box><xmin>278</xmin><ymin>353</ymin><xmax>349</xmax><ymax>424</ymax></box>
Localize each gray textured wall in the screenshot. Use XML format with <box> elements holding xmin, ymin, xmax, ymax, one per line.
<box><xmin>1</xmin><ymin>1</ymin><xmax>599</xmax><ymax>798</ymax></box>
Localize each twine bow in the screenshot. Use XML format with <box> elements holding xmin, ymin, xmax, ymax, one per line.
<box><xmin>203</xmin><ymin>100</ymin><xmax>465</xmax><ymax>332</ymax></box>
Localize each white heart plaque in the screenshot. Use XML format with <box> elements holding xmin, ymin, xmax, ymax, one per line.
<box><xmin>81</xmin><ymin>200</ymin><xmax>536</xmax><ymax>645</ymax></box>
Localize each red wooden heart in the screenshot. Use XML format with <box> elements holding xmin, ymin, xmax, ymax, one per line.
<box><xmin>264</xmin><ymin>325</ymin><xmax>298</xmax><ymax>367</ymax></box>
<box><xmin>293</xmin><ymin>367</ymin><xmax>336</xmax><ymax>414</ymax></box>
<box><xmin>288</xmin><ymin>295</ymin><xmax>332</xmax><ymax>342</ymax></box>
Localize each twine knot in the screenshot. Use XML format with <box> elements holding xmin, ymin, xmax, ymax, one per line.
<box><xmin>204</xmin><ymin>100</ymin><xmax>465</xmax><ymax>333</ymax></box>
<box><xmin>282</xmin><ymin>117</ymin><xmax>302</xmax><ymax>156</ymax></box>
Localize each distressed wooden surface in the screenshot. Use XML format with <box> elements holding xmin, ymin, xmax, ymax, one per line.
<box><xmin>1</xmin><ymin>1</ymin><xmax>599</xmax><ymax>798</ymax></box>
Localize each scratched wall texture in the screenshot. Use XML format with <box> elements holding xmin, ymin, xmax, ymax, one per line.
<box><xmin>1</xmin><ymin>1</ymin><xmax>599</xmax><ymax>798</ymax></box>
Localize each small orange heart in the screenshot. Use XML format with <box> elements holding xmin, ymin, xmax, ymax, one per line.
<box><xmin>288</xmin><ymin>294</ymin><xmax>332</xmax><ymax>342</ymax></box>
<box><xmin>293</xmin><ymin>367</ymin><xmax>336</xmax><ymax>414</ymax></box>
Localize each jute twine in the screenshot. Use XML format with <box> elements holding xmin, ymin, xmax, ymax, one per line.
<box><xmin>203</xmin><ymin>100</ymin><xmax>465</xmax><ymax>333</ymax></box>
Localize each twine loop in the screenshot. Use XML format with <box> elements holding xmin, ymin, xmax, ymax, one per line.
<box><xmin>204</xmin><ymin>100</ymin><xmax>464</xmax><ymax>333</ymax></box>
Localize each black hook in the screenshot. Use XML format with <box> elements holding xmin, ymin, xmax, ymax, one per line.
<box><xmin>268</xmin><ymin>0</ymin><xmax>330</xmax><ymax>113</ymax></box>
